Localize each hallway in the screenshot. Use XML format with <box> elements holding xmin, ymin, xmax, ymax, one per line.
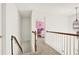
<box><xmin>21</xmin><ymin>40</ymin><xmax>31</xmax><ymax>53</ymax></box>
<box><xmin>23</xmin><ymin>38</ymin><xmax>60</xmax><ymax>55</ymax></box>
<box><xmin>1</xmin><ymin>3</ymin><xmax>79</xmax><ymax>55</ymax></box>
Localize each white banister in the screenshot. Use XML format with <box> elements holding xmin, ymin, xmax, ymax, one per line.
<box><xmin>46</xmin><ymin>30</ymin><xmax>79</xmax><ymax>55</ymax></box>
<box><xmin>73</xmin><ymin>37</ymin><xmax>75</xmax><ymax>54</ymax></box>
<box><xmin>69</xmin><ymin>36</ymin><xmax>71</xmax><ymax>55</ymax></box>
<box><xmin>64</xmin><ymin>35</ymin><xmax>66</xmax><ymax>54</ymax></box>
<box><xmin>78</xmin><ymin>38</ymin><xmax>79</xmax><ymax>55</ymax></box>
<box><xmin>66</xmin><ymin>36</ymin><xmax>68</xmax><ymax>55</ymax></box>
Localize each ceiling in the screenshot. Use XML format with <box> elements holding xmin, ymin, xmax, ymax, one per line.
<box><xmin>19</xmin><ymin>10</ymin><xmax>32</xmax><ymax>18</ymax></box>
<box><xmin>15</xmin><ymin>3</ymin><xmax>79</xmax><ymax>17</ymax></box>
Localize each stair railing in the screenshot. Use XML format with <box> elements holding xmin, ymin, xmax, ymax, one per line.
<box><xmin>46</xmin><ymin>30</ymin><xmax>79</xmax><ymax>55</ymax></box>
<box><xmin>11</xmin><ymin>35</ymin><xmax>23</xmax><ymax>55</ymax></box>
<box><xmin>32</xmin><ymin>31</ymin><xmax>37</xmax><ymax>52</ymax></box>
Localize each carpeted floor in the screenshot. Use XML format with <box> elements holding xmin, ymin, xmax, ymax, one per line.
<box><xmin>23</xmin><ymin>38</ymin><xmax>60</xmax><ymax>55</ymax></box>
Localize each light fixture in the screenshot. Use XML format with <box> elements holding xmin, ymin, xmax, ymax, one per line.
<box><xmin>73</xmin><ymin>7</ymin><xmax>79</xmax><ymax>32</ymax></box>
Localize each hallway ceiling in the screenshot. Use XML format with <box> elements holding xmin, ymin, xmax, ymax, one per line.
<box><xmin>15</xmin><ymin>3</ymin><xmax>79</xmax><ymax>16</ymax></box>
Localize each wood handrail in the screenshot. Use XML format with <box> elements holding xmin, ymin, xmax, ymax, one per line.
<box><xmin>32</xmin><ymin>31</ymin><xmax>35</xmax><ymax>33</ymax></box>
<box><xmin>32</xmin><ymin>31</ymin><xmax>37</xmax><ymax>52</ymax></box>
<box><xmin>46</xmin><ymin>30</ymin><xmax>79</xmax><ymax>36</ymax></box>
<box><xmin>11</xmin><ymin>35</ymin><xmax>23</xmax><ymax>55</ymax></box>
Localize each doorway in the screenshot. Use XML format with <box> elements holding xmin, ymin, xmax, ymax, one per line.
<box><xmin>36</xmin><ymin>17</ymin><xmax>46</xmax><ymax>52</ymax></box>
<box><xmin>36</xmin><ymin>19</ymin><xmax>45</xmax><ymax>38</ymax></box>
<box><xmin>19</xmin><ymin>11</ymin><xmax>32</xmax><ymax>53</ymax></box>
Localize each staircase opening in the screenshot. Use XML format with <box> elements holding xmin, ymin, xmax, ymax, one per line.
<box><xmin>19</xmin><ymin>10</ymin><xmax>32</xmax><ymax>53</ymax></box>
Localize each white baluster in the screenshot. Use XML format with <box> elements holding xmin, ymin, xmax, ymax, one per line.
<box><xmin>69</xmin><ymin>36</ymin><xmax>71</xmax><ymax>55</ymax></box>
<box><xmin>78</xmin><ymin>37</ymin><xmax>79</xmax><ymax>55</ymax></box>
<box><xmin>64</xmin><ymin>35</ymin><xmax>66</xmax><ymax>55</ymax></box>
<box><xmin>66</xmin><ymin>35</ymin><xmax>68</xmax><ymax>55</ymax></box>
<box><xmin>73</xmin><ymin>36</ymin><xmax>75</xmax><ymax>55</ymax></box>
<box><xmin>62</xmin><ymin>35</ymin><xmax>65</xmax><ymax>55</ymax></box>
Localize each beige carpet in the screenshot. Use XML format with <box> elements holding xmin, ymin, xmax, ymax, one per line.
<box><xmin>23</xmin><ymin>38</ymin><xmax>60</xmax><ymax>55</ymax></box>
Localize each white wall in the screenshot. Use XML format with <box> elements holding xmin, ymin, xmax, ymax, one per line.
<box><xmin>6</xmin><ymin>3</ymin><xmax>21</xmax><ymax>55</ymax></box>
<box><xmin>2</xmin><ymin>3</ymin><xmax>6</xmax><ymax>55</ymax></box>
<box><xmin>0</xmin><ymin>3</ymin><xmax>2</xmax><ymax>35</ymax></box>
<box><xmin>0</xmin><ymin>3</ymin><xmax>2</xmax><ymax>55</ymax></box>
